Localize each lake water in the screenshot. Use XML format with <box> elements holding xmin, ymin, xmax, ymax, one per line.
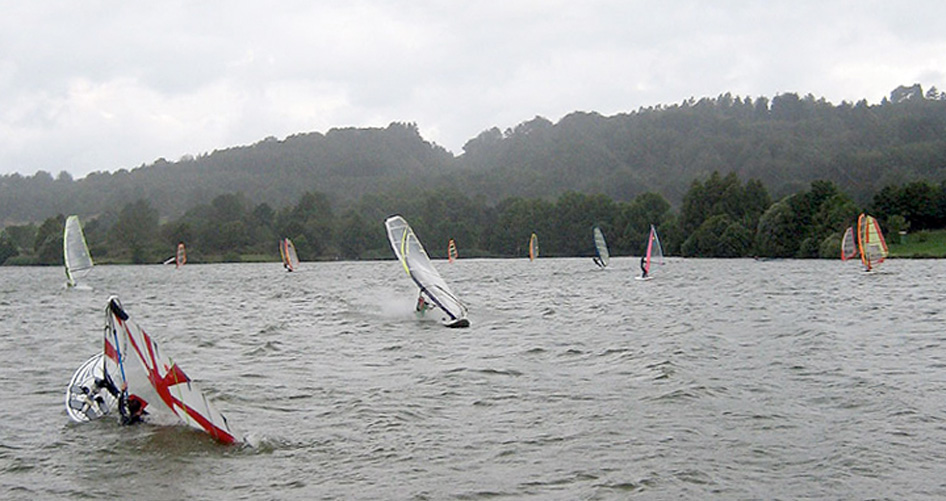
<box><xmin>1</xmin><ymin>257</ymin><xmax>945</xmax><ymax>500</ymax></box>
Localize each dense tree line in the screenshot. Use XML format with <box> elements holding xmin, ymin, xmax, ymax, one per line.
<box><xmin>2</xmin><ymin>85</ymin><xmax>946</xmax><ymax>228</ymax></box>
<box><xmin>3</xmin><ymin>171</ymin><xmax>941</xmax><ymax>265</ymax></box>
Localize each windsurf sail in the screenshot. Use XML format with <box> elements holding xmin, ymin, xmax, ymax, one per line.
<box><xmin>65</xmin><ymin>353</ymin><xmax>119</xmax><ymax>422</ymax></box>
<box><xmin>593</xmin><ymin>226</ymin><xmax>610</xmax><ymax>268</ymax></box>
<box><xmin>176</xmin><ymin>242</ymin><xmax>187</xmax><ymax>268</ymax></box>
<box><xmin>642</xmin><ymin>224</ymin><xmax>665</xmax><ymax>277</ymax></box>
<box><xmin>840</xmin><ymin>226</ymin><xmax>857</xmax><ymax>261</ymax></box>
<box><xmin>529</xmin><ymin>233</ymin><xmax>539</xmax><ymax>261</ymax></box>
<box><xmin>280</xmin><ymin>237</ymin><xmax>299</xmax><ymax>272</ymax></box>
<box><xmin>857</xmin><ymin>214</ymin><xmax>888</xmax><ymax>271</ymax></box>
<box><xmin>102</xmin><ymin>296</ymin><xmax>237</xmax><ymax>444</ymax></box>
<box><xmin>385</xmin><ymin>215</ymin><xmax>470</xmax><ymax>328</ymax></box>
<box><xmin>448</xmin><ymin>239</ymin><xmax>458</xmax><ymax>263</ymax></box>
<box><xmin>64</xmin><ymin>215</ymin><xmax>93</xmax><ymax>287</ymax></box>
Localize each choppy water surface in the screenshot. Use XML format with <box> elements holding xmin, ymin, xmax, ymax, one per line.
<box><xmin>1</xmin><ymin>258</ymin><xmax>945</xmax><ymax>499</ymax></box>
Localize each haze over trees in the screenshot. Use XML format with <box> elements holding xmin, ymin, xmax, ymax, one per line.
<box><xmin>2</xmin><ymin>84</ymin><xmax>946</xmax><ymax>264</ymax></box>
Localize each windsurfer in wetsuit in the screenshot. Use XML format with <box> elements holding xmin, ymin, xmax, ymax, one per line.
<box><xmin>640</xmin><ymin>256</ymin><xmax>648</xmax><ymax>278</ymax></box>
<box><xmin>416</xmin><ymin>293</ymin><xmax>433</xmax><ymax>314</ymax></box>
<box><xmin>119</xmin><ymin>393</ymin><xmax>147</xmax><ymax>425</ymax></box>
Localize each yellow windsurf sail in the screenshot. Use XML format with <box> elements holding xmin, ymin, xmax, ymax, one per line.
<box><xmin>857</xmin><ymin>214</ymin><xmax>888</xmax><ymax>271</ymax></box>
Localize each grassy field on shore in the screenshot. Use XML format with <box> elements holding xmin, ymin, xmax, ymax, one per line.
<box><xmin>887</xmin><ymin>230</ymin><xmax>946</xmax><ymax>258</ymax></box>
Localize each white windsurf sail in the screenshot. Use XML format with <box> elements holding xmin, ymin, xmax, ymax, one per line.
<box><xmin>65</xmin><ymin>353</ymin><xmax>120</xmax><ymax>422</ymax></box>
<box><xmin>840</xmin><ymin>226</ymin><xmax>857</xmax><ymax>261</ymax></box>
<box><xmin>64</xmin><ymin>215</ymin><xmax>93</xmax><ymax>287</ymax></box>
<box><xmin>641</xmin><ymin>224</ymin><xmax>665</xmax><ymax>278</ymax></box>
<box><xmin>102</xmin><ymin>296</ymin><xmax>237</xmax><ymax>444</ymax></box>
<box><xmin>385</xmin><ymin>215</ymin><xmax>470</xmax><ymax>328</ymax></box>
<box><xmin>593</xmin><ymin>226</ymin><xmax>610</xmax><ymax>268</ymax></box>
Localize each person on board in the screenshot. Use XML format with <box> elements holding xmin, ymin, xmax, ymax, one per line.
<box><xmin>120</xmin><ymin>394</ymin><xmax>147</xmax><ymax>425</ymax></box>
<box><xmin>416</xmin><ymin>293</ymin><xmax>433</xmax><ymax>314</ymax></box>
<box><xmin>640</xmin><ymin>255</ymin><xmax>648</xmax><ymax>278</ymax></box>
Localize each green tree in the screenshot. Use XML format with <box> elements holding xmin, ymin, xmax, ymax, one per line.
<box><xmin>681</xmin><ymin>214</ymin><xmax>751</xmax><ymax>257</ymax></box>
<box><xmin>110</xmin><ymin>200</ymin><xmax>159</xmax><ymax>263</ymax></box>
<box><xmin>336</xmin><ymin>210</ymin><xmax>372</xmax><ymax>259</ymax></box>
<box><xmin>2</xmin><ymin>224</ymin><xmax>36</xmax><ymax>254</ymax></box>
<box><xmin>489</xmin><ymin>197</ymin><xmax>554</xmax><ymax>257</ymax></box>
<box><xmin>34</xmin><ymin>214</ymin><xmax>65</xmax><ymax>265</ymax></box>
<box><xmin>615</xmin><ymin>191</ymin><xmax>672</xmax><ymax>254</ymax></box>
<box><xmin>755</xmin><ymin>199</ymin><xmax>799</xmax><ymax>257</ymax></box>
<box><xmin>680</xmin><ymin>171</ymin><xmax>769</xmax><ymax>239</ymax></box>
<box><xmin>0</xmin><ymin>231</ymin><xmax>18</xmax><ymax>265</ymax></box>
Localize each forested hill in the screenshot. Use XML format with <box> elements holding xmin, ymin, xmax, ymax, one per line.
<box><xmin>2</xmin><ymin>84</ymin><xmax>945</xmax><ymax>224</ymax></box>
<box><xmin>0</xmin><ymin>122</ymin><xmax>457</xmax><ymax>223</ymax></box>
<box><xmin>459</xmin><ymin>84</ymin><xmax>946</xmax><ymax>205</ymax></box>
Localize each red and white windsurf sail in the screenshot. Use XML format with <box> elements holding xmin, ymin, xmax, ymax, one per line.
<box><xmin>103</xmin><ymin>296</ymin><xmax>237</xmax><ymax>444</ymax></box>
<box><xmin>642</xmin><ymin>224</ymin><xmax>665</xmax><ymax>277</ymax></box>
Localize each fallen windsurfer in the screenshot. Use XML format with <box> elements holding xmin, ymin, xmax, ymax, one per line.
<box><xmin>120</xmin><ymin>394</ymin><xmax>147</xmax><ymax>425</ymax></box>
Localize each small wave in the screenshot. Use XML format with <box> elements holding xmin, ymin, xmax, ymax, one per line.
<box><xmin>243</xmin><ymin>340</ymin><xmax>283</xmax><ymax>356</ymax></box>
<box><xmin>474</xmin><ymin>368</ymin><xmax>523</xmax><ymax>377</ymax></box>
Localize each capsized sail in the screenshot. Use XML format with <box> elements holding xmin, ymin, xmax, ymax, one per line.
<box><xmin>385</xmin><ymin>215</ymin><xmax>470</xmax><ymax>328</ymax></box>
<box><xmin>529</xmin><ymin>233</ymin><xmax>539</xmax><ymax>261</ymax></box>
<box><xmin>281</xmin><ymin>238</ymin><xmax>299</xmax><ymax>272</ymax></box>
<box><xmin>176</xmin><ymin>242</ymin><xmax>187</xmax><ymax>269</ymax></box>
<box><xmin>64</xmin><ymin>215</ymin><xmax>93</xmax><ymax>287</ymax></box>
<box><xmin>857</xmin><ymin>214</ymin><xmax>888</xmax><ymax>271</ymax></box>
<box><xmin>593</xmin><ymin>226</ymin><xmax>610</xmax><ymax>268</ymax></box>
<box><xmin>102</xmin><ymin>296</ymin><xmax>237</xmax><ymax>444</ymax></box>
<box><xmin>65</xmin><ymin>353</ymin><xmax>119</xmax><ymax>422</ymax></box>
<box><xmin>840</xmin><ymin>226</ymin><xmax>857</xmax><ymax>261</ymax></box>
<box><xmin>448</xmin><ymin>239</ymin><xmax>458</xmax><ymax>263</ymax></box>
<box><xmin>642</xmin><ymin>224</ymin><xmax>665</xmax><ymax>278</ymax></box>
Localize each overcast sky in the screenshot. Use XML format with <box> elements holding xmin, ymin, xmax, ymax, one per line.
<box><xmin>2</xmin><ymin>1</ymin><xmax>944</xmax><ymax>178</ymax></box>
